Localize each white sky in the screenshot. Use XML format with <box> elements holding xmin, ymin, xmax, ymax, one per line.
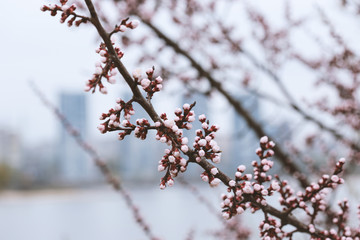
<box><xmin>1</xmin><ymin>0</ymin><xmax>359</xmax><ymax>147</ymax></box>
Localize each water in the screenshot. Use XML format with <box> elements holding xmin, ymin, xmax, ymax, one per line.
<box><xmin>0</xmin><ymin>184</ymin><xmax>231</xmax><ymax>240</ymax></box>
<box><xmin>0</xmin><ymin>177</ymin><xmax>359</xmax><ymax>240</ymax></box>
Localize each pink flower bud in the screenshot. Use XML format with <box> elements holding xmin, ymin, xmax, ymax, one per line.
<box><xmin>198</xmin><ymin>150</ymin><xmax>205</xmax><ymax>157</ymax></box>
<box><xmin>331</xmin><ymin>175</ymin><xmax>339</xmax><ymax>183</ymax></box>
<box><xmin>212</xmin><ymin>155</ymin><xmax>221</xmax><ymax>163</ymax></box>
<box><xmin>260</xmin><ymin>136</ymin><xmax>268</xmax><ymax>144</ymax></box>
<box><xmin>199</xmin><ymin>114</ymin><xmax>206</xmax><ymax>121</ymax></box>
<box><xmin>132</xmin><ymin>69</ymin><xmax>142</xmax><ymax>79</ymax></box>
<box><xmin>229</xmin><ymin>180</ymin><xmax>236</xmax><ymax>187</ymax></box>
<box><xmin>181</xmin><ymin>145</ymin><xmax>188</xmax><ymax>153</ymax></box>
<box><xmin>95</xmin><ymin>67</ymin><xmax>103</xmax><ymax>75</ymax></box>
<box><xmin>119</xmin><ymin>25</ymin><xmax>127</xmax><ymax>32</ymax></box>
<box><xmin>236</xmin><ymin>207</ymin><xmax>244</xmax><ymax>214</ymax></box>
<box><xmin>99</xmin><ymin>50</ymin><xmax>107</xmax><ymax>57</ymax></box>
<box><xmin>210</xmin><ymin>178</ymin><xmax>221</xmax><ymax>187</ymax></box>
<box><xmin>183</xmin><ymin>103</ymin><xmax>190</xmax><ymax>110</ymax></box>
<box><xmin>167</xmin><ymin>179</ymin><xmax>174</xmax><ymax>187</ymax></box>
<box><xmin>155</xmin><ymin>76</ymin><xmax>163</xmax><ymax>83</ymax></box>
<box><xmin>198</xmin><ymin>139</ymin><xmax>207</xmax><ymax>146</ymax></box>
<box><xmin>108</xmin><ymin>76</ymin><xmax>116</xmax><ymax>84</ymax></box>
<box><xmin>100</xmin><ymin>87</ymin><xmax>108</xmax><ymax>94</ymax></box>
<box><xmin>237</xmin><ymin>165</ymin><xmax>246</xmax><ymax>172</ymax></box>
<box><xmin>210</xmin><ymin>167</ymin><xmax>219</xmax><ymax>175</ymax></box>
<box><xmin>140</xmin><ymin>78</ymin><xmax>151</xmax><ymax>88</ymax></box>
<box><xmin>158</xmin><ymin>165</ymin><xmax>165</xmax><ymax>172</ymax></box>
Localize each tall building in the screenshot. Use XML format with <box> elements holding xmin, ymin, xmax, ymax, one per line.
<box><xmin>57</xmin><ymin>92</ymin><xmax>97</xmax><ymax>184</ymax></box>
<box><xmin>231</xmin><ymin>94</ymin><xmax>259</xmax><ymax>167</ymax></box>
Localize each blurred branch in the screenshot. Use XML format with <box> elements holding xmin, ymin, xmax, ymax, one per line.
<box><xmin>29</xmin><ymin>81</ymin><xmax>160</xmax><ymax>240</ymax></box>
<box><xmin>138</xmin><ymin>17</ymin><xmax>310</xmax><ymax>189</ymax></box>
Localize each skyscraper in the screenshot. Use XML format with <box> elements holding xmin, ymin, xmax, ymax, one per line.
<box><xmin>57</xmin><ymin>92</ymin><xmax>97</xmax><ymax>184</ymax></box>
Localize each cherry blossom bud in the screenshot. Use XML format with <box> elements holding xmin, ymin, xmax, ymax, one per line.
<box><xmin>201</xmin><ymin>175</ymin><xmax>209</xmax><ymax>182</ymax></box>
<box><xmin>331</xmin><ymin>175</ymin><xmax>339</xmax><ymax>183</ymax></box>
<box><xmin>171</xmin><ymin>125</ymin><xmax>179</xmax><ymax>132</ymax></box>
<box><xmin>236</xmin><ymin>207</ymin><xmax>244</xmax><ymax>214</ymax></box>
<box><xmin>212</xmin><ymin>145</ymin><xmax>220</xmax><ymax>152</ymax></box>
<box><xmin>100</xmin><ymin>87</ymin><xmax>108</xmax><ymax>94</ymax></box>
<box><xmin>183</xmin><ymin>103</ymin><xmax>190</xmax><ymax>110</ymax></box>
<box><xmin>164</xmin><ymin>119</ymin><xmax>174</xmax><ymax>128</ymax></box>
<box><xmin>181</xmin><ymin>145</ymin><xmax>189</xmax><ymax>153</ymax></box>
<box><xmin>271</xmin><ymin>181</ymin><xmax>280</xmax><ymax>191</ymax></box>
<box><xmin>61</xmin><ymin>5</ymin><xmax>69</xmax><ymax>11</ymax></box>
<box><xmin>99</xmin><ymin>50</ymin><xmax>107</xmax><ymax>57</ymax></box>
<box><xmin>155</xmin><ymin>76</ymin><xmax>163</xmax><ymax>83</ymax></box>
<box><xmin>210</xmin><ymin>167</ymin><xmax>219</xmax><ymax>175</ymax></box>
<box><xmin>108</xmin><ymin>76</ymin><xmax>116</xmax><ymax>84</ymax></box>
<box><xmin>95</xmin><ymin>67</ymin><xmax>103</xmax><ymax>75</ymax></box>
<box><xmin>212</xmin><ymin>155</ymin><xmax>221</xmax><ymax>163</ymax></box>
<box><xmin>119</xmin><ymin>25</ymin><xmax>127</xmax><ymax>32</ymax></box>
<box><xmin>179</xmin><ymin>158</ymin><xmax>187</xmax><ymax>166</ymax></box>
<box><xmin>141</xmin><ymin>79</ymin><xmax>151</xmax><ymax>88</ymax></box>
<box><xmin>309</xmin><ymin>224</ymin><xmax>315</xmax><ymax>233</ymax></box>
<box><xmin>222</xmin><ymin>212</ymin><xmax>230</xmax><ymax>219</ymax></box>
<box><xmin>168</xmin><ymin>155</ymin><xmax>175</xmax><ymax>163</ymax></box>
<box><xmin>237</xmin><ymin>165</ymin><xmax>246</xmax><ymax>172</ymax></box>
<box><xmin>253</xmin><ymin>184</ymin><xmax>261</xmax><ymax>191</ymax></box>
<box><xmin>199</xmin><ymin>114</ymin><xmax>206</xmax><ymax>121</ymax></box>
<box><xmin>158</xmin><ymin>165</ymin><xmax>165</xmax><ymax>172</ymax></box>
<box><xmin>260</xmin><ymin>136</ymin><xmax>268</xmax><ymax>144</ymax></box>
<box><xmin>167</xmin><ymin>179</ymin><xmax>174</xmax><ymax>187</ymax></box>
<box><xmin>198</xmin><ymin>150</ymin><xmax>205</xmax><ymax>157</ymax></box>
<box><xmin>132</xmin><ymin>69</ymin><xmax>142</xmax><ymax>79</ymax></box>
<box><xmin>187</xmin><ymin>115</ymin><xmax>195</xmax><ymax>122</ymax></box>
<box><xmin>229</xmin><ymin>180</ymin><xmax>236</xmax><ymax>187</ymax></box>
<box><xmin>181</xmin><ymin>137</ymin><xmax>188</xmax><ymax>145</ymax></box>
<box><xmin>97</xmin><ymin>124</ymin><xmax>105</xmax><ymax>133</ymax></box>
<box><xmin>245</xmin><ymin>174</ymin><xmax>252</xmax><ymax>180</ymax></box>
<box><xmin>235</xmin><ymin>172</ymin><xmax>242</xmax><ymax>178</ymax></box>
<box><xmin>210</xmin><ymin>178</ymin><xmax>221</xmax><ymax>187</ymax></box>
<box><xmin>198</xmin><ymin>139</ymin><xmax>207</xmax><ymax>146</ymax></box>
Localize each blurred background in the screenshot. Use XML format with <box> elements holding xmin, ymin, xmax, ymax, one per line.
<box><xmin>1</xmin><ymin>0</ymin><xmax>360</xmax><ymax>239</ymax></box>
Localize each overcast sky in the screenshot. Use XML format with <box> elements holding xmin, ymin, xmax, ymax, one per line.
<box><xmin>2</xmin><ymin>0</ymin><xmax>126</xmax><ymax>145</ymax></box>
<box><xmin>2</xmin><ymin>0</ymin><xmax>359</xmax><ymax>147</ymax></box>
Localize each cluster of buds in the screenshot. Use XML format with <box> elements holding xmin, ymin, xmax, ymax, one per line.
<box><xmin>200</xmin><ymin>167</ymin><xmax>221</xmax><ymax>187</ymax></box>
<box><xmin>287</xmin><ymin>158</ymin><xmax>346</xmax><ymax>212</ymax></box>
<box><xmin>157</xmin><ymin>103</ymin><xmax>197</xmax><ymax>188</ymax></box>
<box><xmin>85</xmin><ymin>42</ymin><xmax>123</xmax><ymax>94</ymax></box>
<box><xmin>133</xmin><ymin>67</ymin><xmax>163</xmax><ymax>100</ymax></box>
<box><xmin>158</xmin><ymin>147</ymin><xmax>187</xmax><ymax>189</ymax></box>
<box><xmin>193</xmin><ymin>114</ymin><xmax>221</xmax><ymax>163</ymax></box>
<box><xmin>259</xmin><ymin>217</ymin><xmax>284</xmax><ymax>239</ymax></box>
<box><xmin>112</xmin><ymin>17</ymin><xmax>140</xmax><ymax>33</ymax></box>
<box><xmin>97</xmin><ymin>98</ymin><xmax>136</xmax><ymax>140</ymax></box>
<box><xmin>253</xmin><ymin>136</ymin><xmax>275</xmax><ymax>183</ymax></box>
<box><xmin>221</xmin><ymin>136</ymin><xmax>279</xmax><ymax>220</ymax></box>
<box><xmin>40</xmin><ymin>0</ymin><xmax>88</xmax><ymax>27</ymax></box>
